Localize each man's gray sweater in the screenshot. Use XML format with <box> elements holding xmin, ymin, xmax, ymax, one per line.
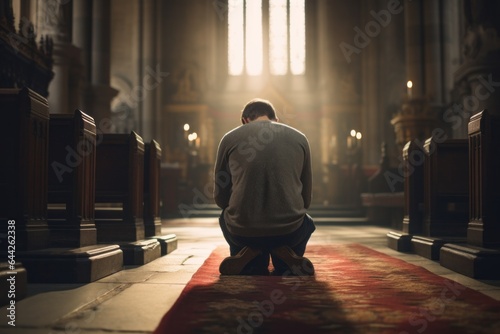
<box><xmin>214</xmin><ymin>120</ymin><xmax>312</xmax><ymax>237</ymax></box>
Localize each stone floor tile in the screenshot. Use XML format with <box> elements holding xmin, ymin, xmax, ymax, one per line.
<box><xmin>61</xmin><ymin>283</ymin><xmax>185</xmax><ymax>333</ymax></box>
<box><xmin>145</xmin><ymin>271</ymin><xmax>196</xmax><ymax>284</ymax></box>
<box><xmin>0</xmin><ymin>282</ymin><xmax>123</xmax><ymax>327</ymax></box>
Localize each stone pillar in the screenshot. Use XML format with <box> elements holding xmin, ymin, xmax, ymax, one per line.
<box><xmin>423</xmin><ymin>0</ymin><xmax>443</xmax><ymax>104</ymax></box>
<box><xmin>320</xmin><ymin>114</ymin><xmax>333</xmax><ymax>205</ymax></box>
<box><xmin>140</xmin><ymin>0</ymin><xmax>158</xmax><ymax>142</ymax></box>
<box><xmin>87</xmin><ymin>0</ymin><xmax>117</xmax><ymax>129</ymax></box>
<box><xmin>317</xmin><ymin>1</ymin><xmax>336</xmax><ymax>204</ymax></box>
<box><xmin>316</xmin><ymin>0</ymin><xmax>335</xmax><ymax>105</ymax></box>
<box><xmin>454</xmin><ymin>0</ymin><xmax>500</xmax><ymax>132</ymax></box>
<box><xmin>37</xmin><ymin>0</ymin><xmax>72</xmax><ymax>113</ymax></box>
<box><xmin>72</xmin><ymin>0</ymin><xmax>91</xmax><ymax>112</ymax></box>
<box><xmin>391</xmin><ymin>0</ymin><xmax>442</xmax><ymax>152</ymax></box>
<box><xmin>404</xmin><ymin>0</ymin><xmax>424</xmax><ymax>98</ymax></box>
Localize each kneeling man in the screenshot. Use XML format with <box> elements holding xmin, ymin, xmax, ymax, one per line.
<box><xmin>213</xmin><ymin>98</ymin><xmax>315</xmax><ymax>276</ymax></box>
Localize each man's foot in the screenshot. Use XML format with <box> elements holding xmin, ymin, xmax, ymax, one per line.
<box><xmin>219</xmin><ymin>247</ymin><xmax>267</xmax><ymax>275</ymax></box>
<box><xmin>270</xmin><ymin>246</ymin><xmax>315</xmax><ymax>276</ymax></box>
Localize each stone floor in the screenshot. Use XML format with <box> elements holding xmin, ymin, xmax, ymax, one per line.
<box><xmin>2</xmin><ymin>217</ymin><xmax>500</xmax><ymax>334</ymax></box>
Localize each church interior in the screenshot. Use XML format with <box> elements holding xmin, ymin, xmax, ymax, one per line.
<box><xmin>2</xmin><ymin>0</ymin><xmax>500</xmax><ymax>332</ymax></box>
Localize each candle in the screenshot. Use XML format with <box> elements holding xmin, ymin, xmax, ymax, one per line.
<box><xmin>356</xmin><ymin>132</ymin><xmax>362</xmax><ymax>148</ymax></box>
<box><xmin>407</xmin><ymin>81</ymin><xmax>413</xmax><ymax>99</ymax></box>
<box><xmin>183</xmin><ymin>123</ymin><xmax>190</xmax><ymax>140</ymax></box>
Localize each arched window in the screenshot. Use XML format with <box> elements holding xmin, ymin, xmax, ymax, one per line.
<box><xmin>228</xmin><ymin>0</ymin><xmax>305</xmax><ymax>76</ymax></box>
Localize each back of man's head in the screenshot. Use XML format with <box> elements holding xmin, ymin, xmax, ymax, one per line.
<box><xmin>241</xmin><ymin>98</ymin><xmax>278</xmax><ymax>121</ymax></box>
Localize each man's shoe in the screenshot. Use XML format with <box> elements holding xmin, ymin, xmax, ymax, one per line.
<box><xmin>270</xmin><ymin>246</ymin><xmax>315</xmax><ymax>276</ymax></box>
<box><xmin>219</xmin><ymin>247</ymin><xmax>264</xmax><ymax>275</ymax></box>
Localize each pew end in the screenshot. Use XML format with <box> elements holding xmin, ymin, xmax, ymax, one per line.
<box><xmin>47</xmin><ymin>110</ymin><xmax>97</xmax><ymax>248</ymax></box>
<box><xmin>94</xmin><ymin>132</ymin><xmax>162</xmax><ymax>264</ymax></box>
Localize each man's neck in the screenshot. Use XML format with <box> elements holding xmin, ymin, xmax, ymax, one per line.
<box><xmin>252</xmin><ymin>116</ymin><xmax>272</xmax><ymax>122</ymax></box>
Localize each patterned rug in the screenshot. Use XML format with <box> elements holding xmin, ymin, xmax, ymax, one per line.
<box><xmin>154</xmin><ymin>244</ymin><xmax>500</xmax><ymax>334</ymax></box>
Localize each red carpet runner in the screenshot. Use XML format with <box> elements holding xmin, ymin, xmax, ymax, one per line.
<box><xmin>154</xmin><ymin>244</ymin><xmax>500</xmax><ymax>333</ymax></box>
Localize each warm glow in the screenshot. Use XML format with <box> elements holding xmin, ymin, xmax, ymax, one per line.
<box><xmin>228</xmin><ymin>0</ymin><xmax>244</xmax><ymax>75</ymax></box>
<box><xmin>407</xmin><ymin>80</ymin><xmax>413</xmax><ymax>89</ymax></box>
<box><xmin>228</xmin><ymin>0</ymin><xmax>305</xmax><ymax>76</ymax></box>
<box><xmin>269</xmin><ymin>0</ymin><xmax>288</xmax><ymax>75</ymax></box>
<box><xmin>350</xmin><ymin>129</ymin><xmax>357</xmax><ymax>137</ymax></box>
<box><xmin>289</xmin><ymin>0</ymin><xmax>305</xmax><ymax>75</ymax></box>
<box><xmin>356</xmin><ymin>132</ymin><xmax>362</xmax><ymax>140</ymax></box>
<box><xmin>188</xmin><ymin>132</ymin><xmax>198</xmax><ymax>141</ymax></box>
<box><xmin>245</xmin><ymin>1</ymin><xmax>263</xmax><ymax>75</ymax></box>
<box><xmin>183</xmin><ymin>123</ymin><xmax>190</xmax><ymax>131</ymax></box>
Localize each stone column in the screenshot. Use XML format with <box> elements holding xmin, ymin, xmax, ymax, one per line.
<box><xmin>454</xmin><ymin>0</ymin><xmax>500</xmax><ymax>128</ymax></box>
<box><xmin>391</xmin><ymin>0</ymin><xmax>440</xmax><ymax>152</ymax></box>
<box><xmin>139</xmin><ymin>0</ymin><xmax>158</xmax><ymax>142</ymax></box>
<box><xmin>72</xmin><ymin>0</ymin><xmax>91</xmax><ymax>112</ymax></box>
<box><xmin>405</xmin><ymin>0</ymin><xmax>424</xmax><ymax>98</ymax></box>
<box><xmin>37</xmin><ymin>0</ymin><xmax>72</xmax><ymax>113</ymax></box>
<box><xmin>87</xmin><ymin>0</ymin><xmax>117</xmax><ymax>130</ymax></box>
<box><xmin>424</xmin><ymin>0</ymin><xmax>443</xmax><ymax>104</ymax></box>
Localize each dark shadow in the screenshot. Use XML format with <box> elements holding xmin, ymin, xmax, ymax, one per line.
<box><xmin>153</xmin><ymin>274</ymin><xmax>360</xmax><ymax>334</ymax></box>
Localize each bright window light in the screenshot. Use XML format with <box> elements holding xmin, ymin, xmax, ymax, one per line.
<box><xmin>289</xmin><ymin>0</ymin><xmax>305</xmax><ymax>75</ymax></box>
<box><xmin>245</xmin><ymin>0</ymin><xmax>263</xmax><ymax>76</ymax></box>
<box><xmin>269</xmin><ymin>0</ymin><xmax>288</xmax><ymax>75</ymax></box>
<box><xmin>228</xmin><ymin>0</ymin><xmax>305</xmax><ymax>76</ymax></box>
<box><xmin>228</xmin><ymin>0</ymin><xmax>244</xmax><ymax>76</ymax></box>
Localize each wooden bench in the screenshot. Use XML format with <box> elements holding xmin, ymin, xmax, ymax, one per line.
<box><xmin>160</xmin><ymin>164</ymin><xmax>182</xmax><ymax>218</ymax></box>
<box><xmin>361</xmin><ymin>143</ymin><xmax>404</xmax><ymax>229</ymax></box>
<box><xmin>95</xmin><ymin>131</ymin><xmax>160</xmax><ymax>265</ymax></box>
<box><xmin>387</xmin><ymin>140</ymin><xmax>426</xmax><ymax>252</ymax></box>
<box><xmin>466</xmin><ymin>110</ymin><xmax>500</xmax><ymax>248</ymax></box>
<box><xmin>144</xmin><ymin>140</ymin><xmax>162</xmax><ymax>237</ymax></box>
<box><xmin>0</xmin><ymin>87</ymin><xmax>50</xmax><ymax>250</ymax></box>
<box><xmin>0</xmin><ymin>91</ymin><xmax>122</xmax><ymax>283</ymax></box>
<box><xmin>25</xmin><ymin>109</ymin><xmax>123</xmax><ymax>283</ymax></box>
<box><xmin>47</xmin><ymin>110</ymin><xmax>97</xmax><ymax>247</ymax></box>
<box><xmin>440</xmin><ymin>110</ymin><xmax>500</xmax><ymax>278</ymax></box>
<box><xmin>95</xmin><ymin>131</ymin><xmax>146</xmax><ymax>241</ymax></box>
<box><xmin>361</xmin><ymin>192</ymin><xmax>404</xmax><ymax>226</ymax></box>
<box><xmin>410</xmin><ymin>136</ymin><xmax>469</xmax><ymax>260</ymax></box>
<box><xmin>0</xmin><ymin>87</ymin><xmax>44</xmax><ymax>302</ymax></box>
<box><xmin>143</xmin><ymin>140</ymin><xmax>178</xmax><ymax>255</ymax></box>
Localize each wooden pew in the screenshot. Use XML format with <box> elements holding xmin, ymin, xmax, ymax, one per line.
<box><xmin>144</xmin><ymin>140</ymin><xmax>162</xmax><ymax>237</ymax></box>
<box><xmin>0</xmin><ymin>87</ymin><xmax>43</xmax><ymax>301</ymax></box>
<box><xmin>160</xmin><ymin>164</ymin><xmax>182</xmax><ymax>218</ymax></box>
<box><xmin>410</xmin><ymin>136</ymin><xmax>469</xmax><ymax>260</ymax></box>
<box><xmin>21</xmin><ymin>109</ymin><xmax>123</xmax><ymax>283</ymax></box>
<box><xmin>0</xmin><ymin>91</ymin><xmax>122</xmax><ymax>283</ymax></box>
<box><xmin>440</xmin><ymin>110</ymin><xmax>500</xmax><ymax>278</ymax></box>
<box><xmin>387</xmin><ymin>140</ymin><xmax>426</xmax><ymax>252</ymax></box>
<box><xmin>95</xmin><ymin>131</ymin><xmax>160</xmax><ymax>265</ymax></box>
<box><xmin>0</xmin><ymin>87</ymin><xmax>50</xmax><ymax>251</ymax></box>
<box><xmin>23</xmin><ymin>109</ymin><xmax>123</xmax><ymax>283</ymax></box>
<box><xmin>466</xmin><ymin>110</ymin><xmax>500</xmax><ymax>248</ymax></box>
<box><xmin>47</xmin><ymin>110</ymin><xmax>97</xmax><ymax>247</ymax></box>
<box><xmin>361</xmin><ymin>143</ymin><xmax>404</xmax><ymax>228</ymax></box>
<box><xmin>143</xmin><ymin>140</ymin><xmax>178</xmax><ymax>255</ymax></box>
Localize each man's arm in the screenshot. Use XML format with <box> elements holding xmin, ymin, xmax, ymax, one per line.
<box><xmin>301</xmin><ymin>140</ymin><xmax>313</xmax><ymax>209</ymax></box>
<box><xmin>213</xmin><ymin>140</ymin><xmax>232</xmax><ymax>209</ymax></box>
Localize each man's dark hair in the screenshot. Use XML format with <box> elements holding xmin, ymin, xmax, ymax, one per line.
<box><xmin>241</xmin><ymin>98</ymin><xmax>277</xmax><ymax>121</ymax></box>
